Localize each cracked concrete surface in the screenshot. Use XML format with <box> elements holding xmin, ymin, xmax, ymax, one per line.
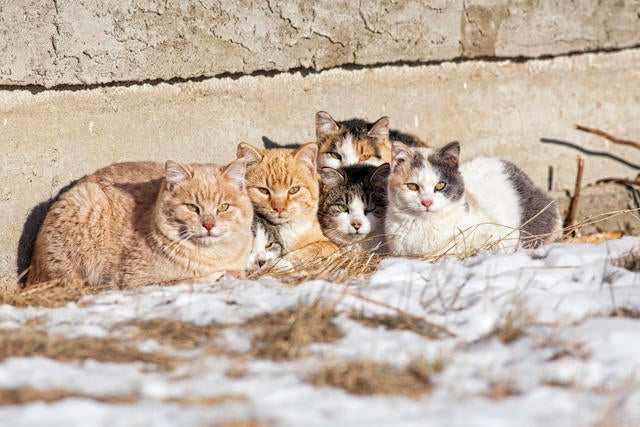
<box><xmin>1</xmin><ymin>1</ymin><xmax>639</xmax><ymax>87</ymax></box>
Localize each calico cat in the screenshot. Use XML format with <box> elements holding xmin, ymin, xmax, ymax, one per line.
<box><xmin>26</xmin><ymin>158</ymin><xmax>253</xmax><ymax>287</ymax></box>
<box><xmin>246</xmin><ymin>217</ymin><xmax>287</xmax><ymax>271</ymax></box>
<box><xmin>318</xmin><ymin>163</ymin><xmax>390</xmax><ymax>251</ymax></box>
<box><xmin>237</xmin><ymin>142</ymin><xmax>338</xmax><ymax>267</ymax></box>
<box><xmin>315</xmin><ymin>110</ymin><xmax>425</xmax><ymax>170</ymax></box>
<box><xmin>385</xmin><ymin>141</ymin><xmax>562</xmax><ymax>255</ymax></box>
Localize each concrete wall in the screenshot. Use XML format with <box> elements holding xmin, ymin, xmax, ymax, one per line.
<box><xmin>2</xmin><ymin>1</ymin><xmax>640</xmax><ymax>288</ymax></box>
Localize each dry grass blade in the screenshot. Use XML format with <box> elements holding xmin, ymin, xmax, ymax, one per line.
<box><xmin>120</xmin><ymin>318</ymin><xmax>226</xmax><ymax>350</ymax></box>
<box><xmin>349</xmin><ymin>311</ymin><xmax>447</xmax><ymax>339</ymax></box>
<box><xmin>309</xmin><ymin>357</ymin><xmax>443</xmax><ymax>397</ymax></box>
<box><xmin>564</xmin><ymin>156</ymin><xmax>585</xmax><ymax>232</ymax></box>
<box><xmin>343</xmin><ymin>290</ymin><xmax>455</xmax><ymax>338</ymax></box>
<box><xmin>0</xmin><ymin>328</ymin><xmax>179</xmax><ymax>371</ymax></box>
<box><xmin>246</xmin><ymin>301</ymin><xmax>343</xmax><ymax>360</ymax></box>
<box><xmin>0</xmin><ymin>386</ymin><xmax>138</xmax><ymax>406</ymax></box>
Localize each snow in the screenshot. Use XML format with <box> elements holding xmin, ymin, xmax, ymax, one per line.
<box><xmin>1</xmin><ymin>237</ymin><xmax>639</xmax><ymax>427</ymax></box>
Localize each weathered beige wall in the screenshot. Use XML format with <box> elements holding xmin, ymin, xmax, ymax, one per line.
<box><xmin>2</xmin><ymin>1</ymin><xmax>640</xmax><ymax>288</ymax></box>
<box><xmin>1</xmin><ymin>1</ymin><xmax>639</xmax><ymax>87</ymax></box>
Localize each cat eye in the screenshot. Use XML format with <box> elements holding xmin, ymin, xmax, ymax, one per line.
<box><xmin>185</xmin><ymin>203</ymin><xmax>200</xmax><ymax>214</ymax></box>
<box><xmin>434</xmin><ymin>182</ymin><xmax>446</xmax><ymax>191</ymax></box>
<box><xmin>334</xmin><ymin>204</ymin><xmax>348</xmax><ymax>213</ymax></box>
<box><xmin>217</xmin><ymin>203</ymin><xmax>229</xmax><ymax>213</ymax></box>
<box><xmin>406</xmin><ymin>183</ymin><xmax>419</xmax><ymax>191</ymax></box>
<box><xmin>288</xmin><ymin>186</ymin><xmax>300</xmax><ymax>195</ymax></box>
<box><xmin>328</xmin><ymin>152</ymin><xmax>342</xmax><ymax>160</ymax></box>
<box><xmin>359</xmin><ymin>154</ymin><xmax>371</xmax><ymax>161</ymax></box>
<box><xmin>257</xmin><ymin>187</ymin><xmax>270</xmax><ymax>195</ymax></box>
<box><xmin>365</xmin><ymin>204</ymin><xmax>376</xmax><ymax>213</ymax></box>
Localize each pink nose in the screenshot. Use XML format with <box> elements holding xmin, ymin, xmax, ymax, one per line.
<box><xmin>421</xmin><ymin>199</ymin><xmax>433</xmax><ymax>209</ymax></box>
<box><xmin>273</xmin><ymin>205</ymin><xmax>284</xmax><ymax>213</ymax></box>
<box><xmin>352</xmin><ymin>221</ymin><xmax>362</xmax><ymax>230</ymax></box>
<box><xmin>203</xmin><ymin>221</ymin><xmax>214</xmax><ymax>231</ymax></box>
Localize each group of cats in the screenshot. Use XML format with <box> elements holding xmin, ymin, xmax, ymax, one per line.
<box><xmin>26</xmin><ymin>111</ymin><xmax>561</xmax><ymax>288</ymax></box>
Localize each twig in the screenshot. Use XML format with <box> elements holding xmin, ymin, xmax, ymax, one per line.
<box><xmin>342</xmin><ymin>289</ymin><xmax>456</xmax><ymax>338</ymax></box>
<box><xmin>564</xmin><ymin>156</ymin><xmax>584</xmax><ymax>233</ymax></box>
<box><xmin>596</xmin><ymin>177</ymin><xmax>640</xmax><ymax>187</ymax></box>
<box><xmin>575</xmin><ymin>124</ymin><xmax>640</xmax><ymax>151</ymax></box>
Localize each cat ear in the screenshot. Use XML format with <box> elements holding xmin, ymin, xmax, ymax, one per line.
<box><xmin>390</xmin><ymin>141</ymin><xmax>414</xmax><ymax>170</ymax></box>
<box><xmin>436</xmin><ymin>141</ymin><xmax>460</xmax><ymax>168</ymax></box>
<box><xmin>294</xmin><ymin>143</ymin><xmax>318</xmax><ymax>174</ymax></box>
<box><xmin>316</xmin><ymin>111</ymin><xmax>339</xmax><ymax>139</ymax></box>
<box><xmin>222</xmin><ymin>157</ymin><xmax>248</xmax><ymax>188</ymax></box>
<box><xmin>237</xmin><ymin>142</ymin><xmax>263</xmax><ymax>166</ymax></box>
<box><xmin>369</xmin><ymin>163</ymin><xmax>391</xmax><ymax>188</ymax></box>
<box><xmin>165</xmin><ymin>160</ymin><xmax>193</xmax><ymax>185</ymax></box>
<box><xmin>367</xmin><ymin>116</ymin><xmax>390</xmax><ymax>140</ymax></box>
<box><xmin>319</xmin><ymin>167</ymin><xmax>345</xmax><ymax>187</ymax></box>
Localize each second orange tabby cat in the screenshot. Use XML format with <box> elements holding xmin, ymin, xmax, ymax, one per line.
<box><xmin>238</xmin><ymin>142</ymin><xmax>338</xmax><ymax>267</ymax></box>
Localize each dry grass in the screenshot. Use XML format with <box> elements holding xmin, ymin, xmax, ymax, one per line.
<box><xmin>0</xmin><ymin>386</ymin><xmax>138</xmax><ymax>406</ymax></box>
<box><xmin>309</xmin><ymin>357</ymin><xmax>444</xmax><ymax>398</ymax></box>
<box><xmin>609</xmin><ymin>307</ymin><xmax>640</xmax><ymax>319</ymax></box>
<box><xmin>0</xmin><ymin>328</ymin><xmax>179</xmax><ymax>371</ymax></box>
<box><xmin>121</xmin><ymin>318</ymin><xmax>227</xmax><ymax>350</ymax></box>
<box><xmin>165</xmin><ymin>393</ymin><xmax>247</xmax><ymax>406</ymax></box>
<box><xmin>486</xmin><ymin>380</ymin><xmax>521</xmax><ymax>401</ymax></box>
<box><xmin>493</xmin><ymin>310</ymin><xmax>530</xmax><ymax>344</ymax></box>
<box><xmin>350</xmin><ymin>311</ymin><xmax>446</xmax><ymax>339</ymax></box>
<box><xmin>613</xmin><ymin>248</ymin><xmax>640</xmax><ymax>272</ymax></box>
<box><xmin>225</xmin><ymin>365</ymin><xmax>250</xmax><ymax>378</ymax></box>
<box><xmin>0</xmin><ymin>279</ymin><xmax>98</xmax><ymax>308</ymax></box>
<box><xmin>255</xmin><ymin>247</ymin><xmax>383</xmax><ymax>285</ymax></box>
<box><xmin>246</xmin><ymin>301</ymin><xmax>343</xmax><ymax>361</ymax></box>
<box><xmin>212</xmin><ymin>420</ymin><xmax>267</xmax><ymax>427</ymax></box>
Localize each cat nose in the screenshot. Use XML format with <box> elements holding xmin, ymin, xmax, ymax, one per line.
<box><xmin>202</xmin><ymin>220</ymin><xmax>215</xmax><ymax>231</ymax></box>
<box><xmin>351</xmin><ymin>220</ymin><xmax>362</xmax><ymax>230</ymax></box>
<box><xmin>272</xmin><ymin>204</ymin><xmax>285</xmax><ymax>213</ymax></box>
<box><xmin>257</xmin><ymin>258</ymin><xmax>266</xmax><ymax>268</ymax></box>
<box><xmin>421</xmin><ymin>199</ymin><xmax>433</xmax><ymax>209</ymax></box>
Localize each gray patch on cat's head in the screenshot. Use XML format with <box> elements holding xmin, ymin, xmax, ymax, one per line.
<box><xmin>501</xmin><ymin>160</ymin><xmax>561</xmax><ymax>248</ymax></box>
<box><xmin>427</xmin><ymin>142</ymin><xmax>464</xmax><ymax>201</ymax></box>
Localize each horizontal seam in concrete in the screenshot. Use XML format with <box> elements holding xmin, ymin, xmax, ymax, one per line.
<box><xmin>1</xmin><ymin>44</ymin><xmax>639</xmax><ymax>95</ymax></box>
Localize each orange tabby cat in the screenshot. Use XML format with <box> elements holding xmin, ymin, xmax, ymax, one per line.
<box><xmin>26</xmin><ymin>157</ymin><xmax>253</xmax><ymax>288</ymax></box>
<box><xmin>237</xmin><ymin>142</ymin><xmax>338</xmax><ymax>267</ymax></box>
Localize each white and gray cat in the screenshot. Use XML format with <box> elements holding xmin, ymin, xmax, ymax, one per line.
<box><xmin>385</xmin><ymin>141</ymin><xmax>562</xmax><ymax>255</ymax></box>
<box><xmin>318</xmin><ymin>163</ymin><xmax>390</xmax><ymax>251</ymax></box>
<box><xmin>246</xmin><ymin>217</ymin><xmax>288</xmax><ymax>271</ymax></box>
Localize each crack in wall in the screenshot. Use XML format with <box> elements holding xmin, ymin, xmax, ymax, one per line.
<box><xmin>1</xmin><ymin>44</ymin><xmax>639</xmax><ymax>95</ymax></box>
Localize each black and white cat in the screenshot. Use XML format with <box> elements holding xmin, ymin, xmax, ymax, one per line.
<box><xmin>246</xmin><ymin>217</ymin><xmax>287</xmax><ymax>271</ymax></box>
<box><xmin>385</xmin><ymin>141</ymin><xmax>562</xmax><ymax>255</ymax></box>
<box><xmin>315</xmin><ymin>111</ymin><xmax>425</xmax><ymax>170</ymax></box>
<box><xmin>318</xmin><ymin>163</ymin><xmax>390</xmax><ymax>251</ymax></box>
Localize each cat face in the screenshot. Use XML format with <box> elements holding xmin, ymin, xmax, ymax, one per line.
<box><xmin>247</xmin><ymin>220</ymin><xmax>285</xmax><ymax>270</ymax></box>
<box><xmin>387</xmin><ymin>141</ymin><xmax>465</xmax><ymax>216</ymax></box>
<box><xmin>315</xmin><ymin>111</ymin><xmax>391</xmax><ymax>170</ymax></box>
<box><xmin>318</xmin><ymin>164</ymin><xmax>389</xmax><ymax>246</ymax></box>
<box><xmin>238</xmin><ymin>142</ymin><xmax>319</xmax><ymax>225</ymax></box>
<box><xmin>154</xmin><ymin>158</ymin><xmax>252</xmax><ymax>248</ymax></box>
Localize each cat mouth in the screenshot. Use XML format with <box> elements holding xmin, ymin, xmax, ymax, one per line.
<box><xmin>193</xmin><ymin>235</ymin><xmax>220</xmax><ymax>245</ymax></box>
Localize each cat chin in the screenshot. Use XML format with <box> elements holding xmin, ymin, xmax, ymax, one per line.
<box><xmin>192</xmin><ymin>235</ymin><xmax>222</xmax><ymax>246</ymax></box>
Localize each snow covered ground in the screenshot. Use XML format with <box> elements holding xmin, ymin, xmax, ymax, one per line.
<box><xmin>1</xmin><ymin>237</ymin><xmax>639</xmax><ymax>427</ymax></box>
